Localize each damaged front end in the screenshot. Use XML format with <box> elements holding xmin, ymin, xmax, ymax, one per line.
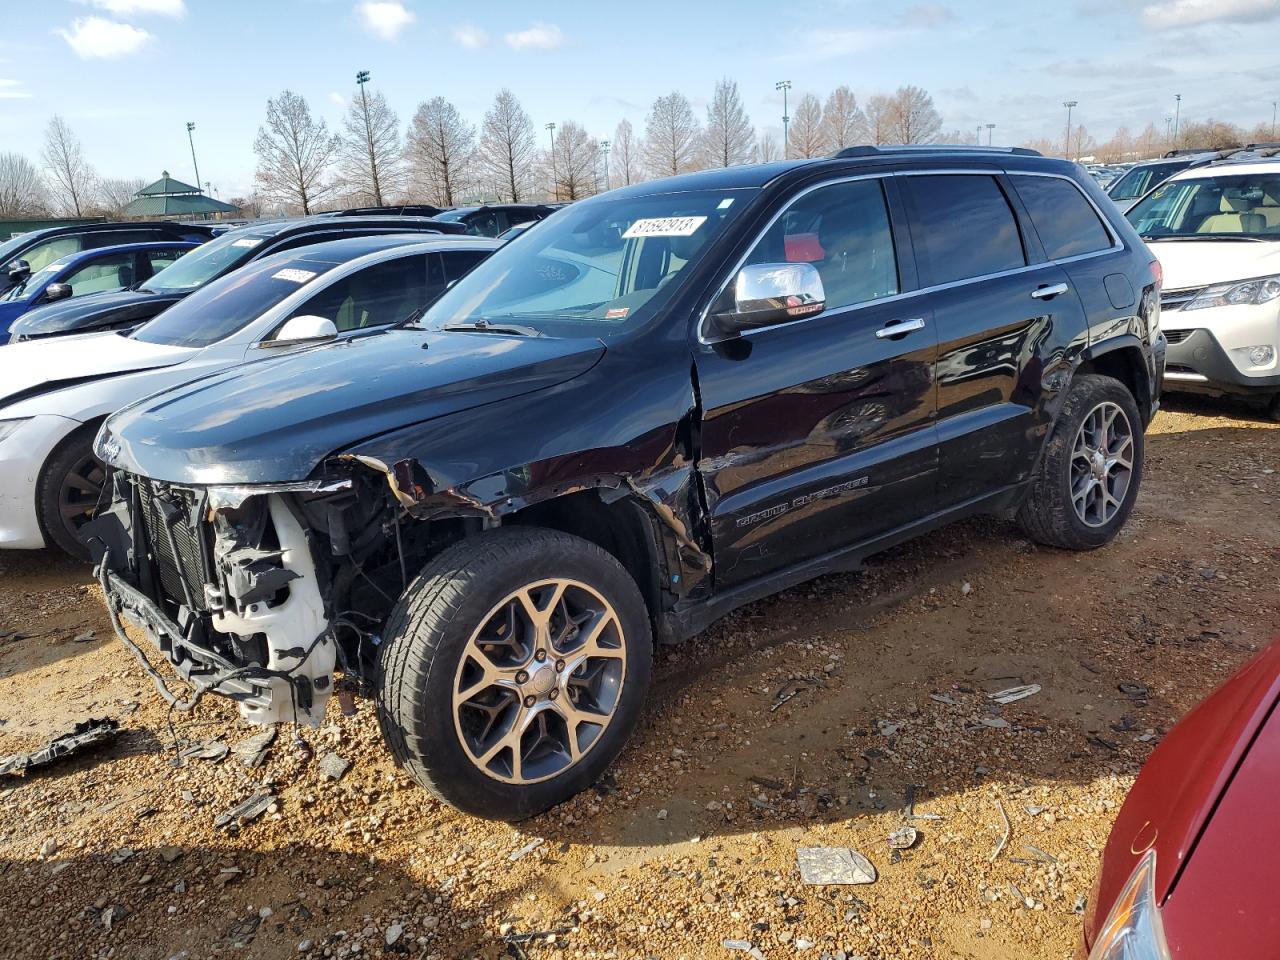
<box><xmin>89</xmin><ymin>466</ymin><xmax>417</xmax><ymax>727</ymax></box>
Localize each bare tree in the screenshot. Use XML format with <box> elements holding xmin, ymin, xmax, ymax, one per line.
<box><xmin>643</xmin><ymin>92</ymin><xmax>701</xmax><ymax>178</ymax></box>
<box><xmin>789</xmin><ymin>93</ymin><xmax>828</xmax><ymax>158</ymax></box>
<box><xmin>42</xmin><ymin>115</ymin><xmax>96</xmax><ymax>217</ymax></box>
<box><xmin>549</xmin><ymin>121</ymin><xmax>600</xmax><ymax>201</ymax></box>
<box><xmin>477</xmin><ymin>89</ymin><xmax>537</xmax><ymax>202</ymax></box>
<box><xmin>1133</xmin><ymin>123</ymin><xmax>1163</xmax><ymax>160</ymax></box>
<box><xmin>339</xmin><ymin>84</ymin><xmax>402</xmax><ymax>206</ymax></box>
<box><xmin>702</xmin><ymin>78</ymin><xmax>755</xmax><ymax>167</ymax></box>
<box><xmin>253</xmin><ymin>90</ymin><xmax>339</xmax><ymax>215</ymax></box>
<box><xmin>885</xmin><ymin>85</ymin><xmax>942</xmax><ymax>144</ymax></box>
<box><xmin>1176</xmin><ymin>118</ymin><xmax>1245</xmax><ymax>151</ymax></box>
<box><xmin>612</xmin><ymin>119</ymin><xmax>639</xmax><ymax>185</ymax></box>
<box><xmin>93</xmin><ymin>177</ymin><xmax>147</xmax><ymax>217</ymax></box>
<box><xmin>821</xmin><ymin>85</ymin><xmax>867</xmax><ymax>152</ymax></box>
<box><xmin>758</xmin><ymin>131</ymin><xmax>782</xmax><ymax>162</ymax></box>
<box><xmin>406</xmin><ymin>97</ymin><xmax>475</xmax><ymax>207</ymax></box>
<box><xmin>0</xmin><ymin>153</ymin><xmax>51</xmax><ymax>218</ymax></box>
<box><xmin>865</xmin><ymin>95</ymin><xmax>894</xmax><ymax>145</ymax></box>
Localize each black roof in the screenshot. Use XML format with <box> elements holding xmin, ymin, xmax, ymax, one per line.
<box><xmin>269</xmin><ymin>234</ymin><xmax>499</xmax><ymax>268</ymax></box>
<box><xmin>221</xmin><ymin>215</ymin><xmax>467</xmax><ymax>242</ymax></box>
<box><xmin>328</xmin><ymin>204</ymin><xmax>445</xmax><ymax>218</ymax></box>
<box><xmin>13</xmin><ymin>220</ymin><xmax>214</xmax><ymax>242</ymax></box>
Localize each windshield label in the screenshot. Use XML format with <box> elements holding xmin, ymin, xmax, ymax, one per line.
<box><xmin>623</xmin><ymin>216</ymin><xmax>707</xmax><ymax>239</ymax></box>
<box><xmin>232</xmin><ymin>237</ymin><xmax>264</xmax><ymax>248</ymax></box>
<box><xmin>604</xmin><ymin>307</ymin><xmax>630</xmax><ymax>319</ymax></box>
<box><xmin>272</xmin><ymin>268</ymin><xmax>317</xmax><ymax>283</ymax></box>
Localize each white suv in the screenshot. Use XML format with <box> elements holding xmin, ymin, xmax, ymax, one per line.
<box><xmin>1126</xmin><ymin>159</ymin><xmax>1280</xmax><ymax>419</ymax></box>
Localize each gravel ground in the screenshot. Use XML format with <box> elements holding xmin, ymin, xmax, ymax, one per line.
<box><xmin>0</xmin><ymin>394</ymin><xmax>1277</xmax><ymax>960</ymax></box>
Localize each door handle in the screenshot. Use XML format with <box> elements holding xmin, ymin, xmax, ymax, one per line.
<box><xmin>875</xmin><ymin>317</ymin><xmax>926</xmax><ymax>339</ymax></box>
<box><xmin>1031</xmin><ymin>282</ymin><xmax>1069</xmax><ymax>300</ymax></box>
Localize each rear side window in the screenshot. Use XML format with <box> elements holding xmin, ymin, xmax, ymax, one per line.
<box><xmin>1011</xmin><ymin>175</ymin><xmax>1113</xmax><ymax>260</ymax></box>
<box><xmin>291</xmin><ymin>254</ymin><xmax>429</xmax><ymax>332</ymax></box>
<box><xmin>899</xmin><ymin>175</ymin><xmax>1026</xmax><ymax>286</ymax></box>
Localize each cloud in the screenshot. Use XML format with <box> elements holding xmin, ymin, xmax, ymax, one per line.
<box><xmin>897</xmin><ymin>3</ymin><xmax>954</xmax><ymax>27</ymax></box>
<box><xmin>56</xmin><ymin>17</ymin><xmax>153</xmax><ymax>59</ymax></box>
<box><xmin>76</xmin><ymin>0</ymin><xmax>185</xmax><ymax>15</ymax></box>
<box><xmin>328</xmin><ymin>91</ymin><xmax>347</xmax><ymax>109</ymax></box>
<box><xmin>0</xmin><ymin>78</ymin><xmax>31</xmax><ymax>100</ymax></box>
<box><xmin>452</xmin><ymin>24</ymin><xmax>488</xmax><ymax>49</ymax></box>
<box><xmin>355</xmin><ymin>1</ymin><xmax>415</xmax><ymax>41</ymax></box>
<box><xmin>1142</xmin><ymin>0</ymin><xmax>1280</xmax><ymax>27</ymax></box>
<box><xmin>504</xmin><ymin>22</ymin><xmax>566</xmax><ymax>50</ymax></box>
<box><xmin>795</xmin><ymin>27</ymin><xmax>896</xmax><ymax>60</ymax></box>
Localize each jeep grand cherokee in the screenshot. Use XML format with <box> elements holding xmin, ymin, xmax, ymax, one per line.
<box><xmin>89</xmin><ymin>146</ymin><xmax>1164</xmax><ymax>820</ymax></box>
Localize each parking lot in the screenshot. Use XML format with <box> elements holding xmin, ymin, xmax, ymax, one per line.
<box><xmin>0</xmin><ymin>394</ymin><xmax>1274</xmax><ymax>960</ymax></box>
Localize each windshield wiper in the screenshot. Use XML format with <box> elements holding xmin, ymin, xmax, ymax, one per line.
<box><xmin>390</xmin><ymin>304</ymin><xmax>427</xmax><ymax>330</ymax></box>
<box><xmin>441</xmin><ymin>319</ymin><xmax>540</xmax><ymax>337</ymax></box>
<box><xmin>1143</xmin><ymin>234</ymin><xmax>1267</xmax><ymax>242</ymax></box>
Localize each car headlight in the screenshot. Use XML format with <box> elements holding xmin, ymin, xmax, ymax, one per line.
<box><xmin>0</xmin><ymin>418</ymin><xmax>30</xmax><ymax>445</ymax></box>
<box><xmin>1088</xmin><ymin>850</ymin><xmax>1171</xmax><ymax>960</ymax></box>
<box><xmin>1185</xmin><ymin>275</ymin><xmax>1280</xmax><ymax>310</ymax></box>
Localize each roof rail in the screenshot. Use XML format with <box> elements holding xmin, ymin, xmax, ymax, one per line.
<box><xmin>833</xmin><ymin>144</ymin><xmax>1042</xmax><ymax>159</ymax></box>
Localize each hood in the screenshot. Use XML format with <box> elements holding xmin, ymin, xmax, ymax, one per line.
<box><xmin>1085</xmin><ymin>639</ymin><xmax>1280</xmax><ymax>943</ymax></box>
<box><xmin>8</xmin><ymin>288</ymin><xmax>182</xmax><ymax>341</ymax></box>
<box><xmin>100</xmin><ymin>328</ymin><xmax>606</xmax><ymax>484</ymax></box>
<box><xmin>0</xmin><ymin>330</ymin><xmax>196</xmax><ymax>410</ymax></box>
<box><xmin>1148</xmin><ymin>238</ymin><xmax>1280</xmax><ymax>290</ymax></box>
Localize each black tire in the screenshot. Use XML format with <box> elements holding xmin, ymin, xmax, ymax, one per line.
<box><xmin>376</xmin><ymin>527</ymin><xmax>653</xmax><ymax>821</ymax></box>
<box><xmin>1018</xmin><ymin>374</ymin><xmax>1144</xmax><ymax>551</ymax></box>
<box><xmin>1267</xmin><ymin>393</ymin><xmax>1280</xmax><ymax>423</ymax></box>
<box><xmin>36</xmin><ymin>423</ymin><xmax>106</xmax><ymax>562</ymax></box>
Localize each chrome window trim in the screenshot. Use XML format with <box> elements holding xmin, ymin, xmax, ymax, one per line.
<box><xmin>696</xmin><ymin>167</ymin><xmax>1126</xmax><ymax>345</ymax></box>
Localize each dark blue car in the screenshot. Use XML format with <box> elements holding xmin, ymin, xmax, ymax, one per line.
<box><xmin>0</xmin><ymin>241</ymin><xmax>197</xmax><ymax>339</ymax></box>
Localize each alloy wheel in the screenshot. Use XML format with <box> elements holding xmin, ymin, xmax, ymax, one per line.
<box><xmin>1070</xmin><ymin>401</ymin><xmax>1134</xmax><ymax>528</ymax></box>
<box><xmin>451</xmin><ymin>578</ymin><xmax>626</xmax><ymax>784</ymax></box>
<box><xmin>58</xmin><ymin>452</ymin><xmax>106</xmax><ymax>542</ymax></box>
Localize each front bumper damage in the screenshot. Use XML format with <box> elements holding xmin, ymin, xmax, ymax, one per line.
<box><xmin>92</xmin><ymin>476</ymin><xmax>338</xmax><ymax>727</ymax></box>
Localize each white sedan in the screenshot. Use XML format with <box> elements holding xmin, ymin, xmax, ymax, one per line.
<box><xmin>0</xmin><ymin>235</ymin><xmax>497</xmax><ymax>558</ymax></box>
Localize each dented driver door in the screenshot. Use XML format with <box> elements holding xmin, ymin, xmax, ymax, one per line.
<box><xmin>692</xmin><ymin>176</ymin><xmax>939</xmax><ymax>590</ymax></box>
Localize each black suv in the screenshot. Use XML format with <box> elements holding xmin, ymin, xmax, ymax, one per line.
<box><xmin>434</xmin><ymin>203</ymin><xmax>558</xmax><ymax>237</ymax></box>
<box><xmin>0</xmin><ymin>221</ymin><xmax>214</xmax><ymax>298</ymax></box>
<box><xmin>9</xmin><ymin>215</ymin><xmax>467</xmax><ymax>342</ymax></box>
<box><xmin>92</xmin><ymin>147</ymin><xmax>1163</xmax><ymax>820</ymax></box>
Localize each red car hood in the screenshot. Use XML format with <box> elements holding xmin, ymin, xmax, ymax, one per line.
<box><xmin>1085</xmin><ymin>639</ymin><xmax>1280</xmax><ymax>947</ymax></box>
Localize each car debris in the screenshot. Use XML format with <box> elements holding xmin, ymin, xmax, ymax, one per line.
<box><xmin>179</xmin><ymin>740</ymin><xmax>229</xmax><ymax>762</ymax></box>
<box><xmin>72</xmin><ymin>629</ymin><xmax>96</xmax><ymax>643</ymax></box>
<box><xmin>888</xmin><ymin>826</ymin><xmax>919</xmax><ymax>850</ymax></box>
<box><xmin>796</xmin><ymin>846</ymin><xmax>877</xmax><ymax>885</ymax></box>
<box><xmin>1118</xmin><ymin>681</ymin><xmax>1150</xmax><ymax>700</ymax></box>
<box><xmin>929</xmin><ymin>692</ymin><xmax>959</xmax><ymax>706</ymax></box>
<box><xmin>904</xmin><ymin>784</ymin><xmax>943</xmax><ymax>821</ymax></box>
<box><xmin>214</xmin><ymin>791</ymin><xmax>274</xmax><ymax>831</ymax></box>
<box><xmin>988</xmin><ymin>683</ymin><xmax>1041</xmax><ymax>704</ymax></box>
<box><xmin>990</xmin><ymin>798</ymin><xmax>1011</xmax><ymax>862</ymax></box>
<box><xmin>232</xmin><ymin>727</ymin><xmax>276</xmax><ymax>768</ymax></box>
<box><xmin>317</xmin><ymin>752</ymin><xmax>350</xmax><ymax>781</ymax></box>
<box><xmin>0</xmin><ymin>717</ymin><xmax>119</xmax><ymax>776</ymax></box>
<box><xmin>508</xmin><ymin>838</ymin><xmax>544</xmax><ymax>862</ymax></box>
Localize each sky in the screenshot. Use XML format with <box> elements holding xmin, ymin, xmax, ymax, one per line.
<box><xmin>2</xmin><ymin>0</ymin><xmax>1279</xmax><ymax>199</ymax></box>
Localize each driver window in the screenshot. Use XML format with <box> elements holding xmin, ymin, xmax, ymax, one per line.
<box><xmin>60</xmin><ymin>252</ymin><xmax>136</xmax><ymax>297</ymax></box>
<box><xmin>289</xmin><ymin>254</ymin><xmax>428</xmax><ymax>332</ymax></box>
<box><xmin>22</xmin><ymin>236</ymin><xmax>82</xmax><ymax>273</ymax></box>
<box><xmin>742</xmin><ymin>179</ymin><xmax>899</xmax><ymax>312</ymax></box>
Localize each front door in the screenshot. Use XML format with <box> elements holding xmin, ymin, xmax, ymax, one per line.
<box><xmin>693</xmin><ymin>176</ymin><xmax>939</xmax><ymax>590</ymax></box>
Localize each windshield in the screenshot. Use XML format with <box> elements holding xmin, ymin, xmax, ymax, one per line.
<box><xmin>132</xmin><ymin>253</ymin><xmax>333</xmax><ymax>348</ymax></box>
<box><xmin>138</xmin><ymin>229</ymin><xmax>270</xmax><ymax>294</ymax></box>
<box><xmin>0</xmin><ymin>259</ymin><xmax>65</xmax><ymax>302</ymax></box>
<box><xmin>432</xmin><ymin>209</ymin><xmax>469</xmax><ymax>222</ymax></box>
<box><xmin>0</xmin><ymin>232</ymin><xmax>34</xmax><ymax>268</ymax></box>
<box><xmin>422</xmin><ymin>188</ymin><xmax>756</xmax><ymax>334</ymax></box>
<box><xmin>1109</xmin><ymin>161</ymin><xmax>1187</xmax><ymax>200</ymax></box>
<box><xmin>1127</xmin><ymin>173</ymin><xmax>1280</xmax><ymax>240</ymax></box>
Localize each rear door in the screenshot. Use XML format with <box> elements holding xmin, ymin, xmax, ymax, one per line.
<box><xmin>694</xmin><ymin>175</ymin><xmax>939</xmax><ymax>589</ymax></box>
<box><xmin>897</xmin><ymin>171</ymin><xmax>1089</xmax><ymax>507</ymax></box>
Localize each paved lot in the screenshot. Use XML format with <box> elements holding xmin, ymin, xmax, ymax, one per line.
<box><xmin>0</xmin><ymin>395</ymin><xmax>1277</xmax><ymax>960</ymax></box>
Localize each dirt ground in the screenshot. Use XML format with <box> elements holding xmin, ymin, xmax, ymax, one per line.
<box><xmin>1</xmin><ymin>394</ymin><xmax>1277</xmax><ymax>960</ymax></box>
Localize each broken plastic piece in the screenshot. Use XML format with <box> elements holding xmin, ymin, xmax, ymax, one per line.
<box><xmin>0</xmin><ymin>718</ymin><xmax>119</xmax><ymax>776</ymax></box>
<box><xmin>796</xmin><ymin>847</ymin><xmax>877</xmax><ymax>885</ymax></box>
<box><xmin>214</xmin><ymin>791</ymin><xmax>274</xmax><ymax>830</ymax></box>
<box><xmin>988</xmin><ymin>684</ymin><xmax>1041</xmax><ymax>704</ymax></box>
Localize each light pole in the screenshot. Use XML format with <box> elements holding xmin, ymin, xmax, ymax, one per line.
<box><xmin>985</xmin><ymin>123</ymin><xmax>996</xmax><ymax>146</ymax></box>
<box><xmin>1173</xmin><ymin>93</ymin><xmax>1182</xmax><ymax>147</ymax></box>
<box><xmin>1272</xmin><ymin>101</ymin><xmax>1276</xmax><ymax>139</ymax></box>
<box><xmin>355</xmin><ymin>70</ymin><xmax>383</xmax><ymax>205</ymax></box>
<box><xmin>1063</xmin><ymin>101</ymin><xmax>1078</xmax><ymax>160</ymax></box>
<box><xmin>185</xmin><ymin>122</ymin><xmax>202</xmax><ymax>194</ymax></box>
<box><xmin>600</xmin><ymin>139</ymin><xmax>611</xmax><ymax>192</ymax></box>
<box><xmin>975</xmin><ymin>124</ymin><xmax>983</xmax><ymax>145</ymax></box>
<box><xmin>775</xmin><ymin>80</ymin><xmax>792</xmax><ymax>158</ymax></box>
<box><xmin>546</xmin><ymin>122</ymin><xmax>557</xmax><ymax>201</ymax></box>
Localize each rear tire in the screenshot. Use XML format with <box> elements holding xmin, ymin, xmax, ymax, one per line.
<box><xmin>36</xmin><ymin>424</ymin><xmax>106</xmax><ymax>562</ymax></box>
<box><xmin>1018</xmin><ymin>374</ymin><xmax>1144</xmax><ymax>550</ymax></box>
<box><xmin>376</xmin><ymin>527</ymin><xmax>652</xmax><ymax>821</ymax></box>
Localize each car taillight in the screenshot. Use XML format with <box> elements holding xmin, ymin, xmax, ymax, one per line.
<box><xmin>1150</xmin><ymin>259</ymin><xmax>1163</xmax><ymax>290</ymax></box>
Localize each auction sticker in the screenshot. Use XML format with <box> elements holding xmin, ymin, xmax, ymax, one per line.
<box><xmin>272</xmin><ymin>268</ymin><xmax>317</xmax><ymax>283</ymax></box>
<box><xmin>623</xmin><ymin>216</ymin><xmax>707</xmax><ymax>238</ymax></box>
<box><xmin>232</xmin><ymin>237</ymin><xmax>264</xmax><ymax>248</ymax></box>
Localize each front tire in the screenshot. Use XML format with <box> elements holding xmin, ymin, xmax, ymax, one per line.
<box><xmin>36</xmin><ymin>424</ymin><xmax>106</xmax><ymax>562</ymax></box>
<box><xmin>1018</xmin><ymin>374</ymin><xmax>1144</xmax><ymax>550</ymax></box>
<box><xmin>376</xmin><ymin>527</ymin><xmax>653</xmax><ymax>821</ymax></box>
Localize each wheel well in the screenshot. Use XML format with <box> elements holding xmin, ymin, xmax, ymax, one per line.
<box><xmin>502</xmin><ymin>491</ymin><xmax>666</xmax><ymax>638</ymax></box>
<box><xmin>1077</xmin><ymin>347</ymin><xmax>1151</xmax><ymax>422</ymax></box>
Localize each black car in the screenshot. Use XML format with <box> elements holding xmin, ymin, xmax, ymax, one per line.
<box><xmin>8</xmin><ymin>215</ymin><xmax>467</xmax><ymax>342</ymax></box>
<box><xmin>433</xmin><ymin>203</ymin><xmax>557</xmax><ymax>237</ymax></box>
<box><xmin>1106</xmin><ymin>151</ymin><xmax>1236</xmax><ymax>212</ymax></box>
<box><xmin>0</xmin><ymin>221</ymin><xmax>214</xmax><ymax>298</ymax></box>
<box><xmin>92</xmin><ymin>146</ymin><xmax>1163</xmax><ymax>821</ymax></box>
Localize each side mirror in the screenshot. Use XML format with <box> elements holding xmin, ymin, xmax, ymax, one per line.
<box><xmin>713</xmin><ymin>262</ymin><xmax>826</xmax><ymax>336</ymax></box>
<box><xmin>43</xmin><ymin>282</ymin><xmax>72</xmax><ymax>303</ymax></box>
<box><xmin>7</xmin><ymin>259</ymin><xmax>30</xmax><ymax>282</ymax></box>
<box><xmin>271</xmin><ymin>314</ymin><xmax>337</xmax><ymax>345</ymax></box>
